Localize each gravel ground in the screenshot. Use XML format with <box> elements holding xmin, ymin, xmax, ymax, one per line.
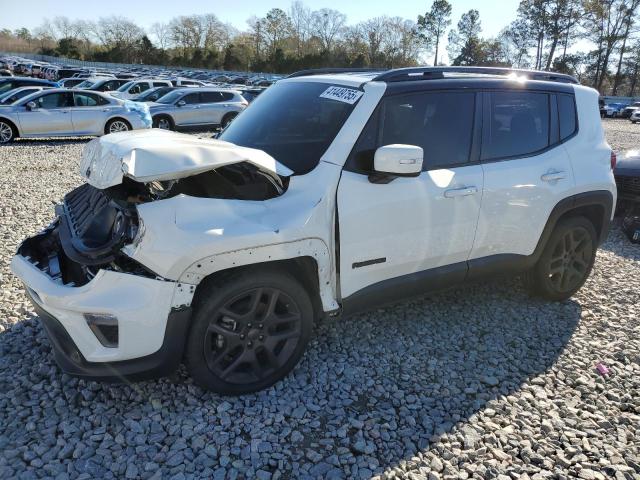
<box><xmin>0</xmin><ymin>123</ymin><xmax>639</xmax><ymax>480</ymax></box>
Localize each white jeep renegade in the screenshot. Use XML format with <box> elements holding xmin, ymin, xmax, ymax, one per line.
<box><xmin>11</xmin><ymin>67</ymin><xmax>617</xmax><ymax>395</ymax></box>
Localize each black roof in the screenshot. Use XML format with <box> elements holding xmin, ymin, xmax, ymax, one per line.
<box><xmin>287</xmin><ymin>66</ymin><xmax>578</xmax><ymax>85</ymax></box>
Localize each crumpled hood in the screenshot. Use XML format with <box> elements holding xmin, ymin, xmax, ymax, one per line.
<box><xmin>79</xmin><ymin>129</ymin><xmax>293</xmax><ymax>189</ymax></box>
<box><xmin>615</xmin><ymin>150</ymin><xmax>640</xmax><ymax>177</ymax></box>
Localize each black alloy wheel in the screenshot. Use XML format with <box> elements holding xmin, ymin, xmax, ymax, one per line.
<box><xmin>527</xmin><ymin>216</ymin><xmax>597</xmax><ymax>301</ymax></box>
<box><xmin>186</xmin><ymin>270</ymin><xmax>313</xmax><ymax>395</ymax></box>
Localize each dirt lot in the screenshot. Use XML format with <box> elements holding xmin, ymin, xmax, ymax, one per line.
<box><xmin>0</xmin><ymin>122</ymin><xmax>638</xmax><ymax>480</ymax></box>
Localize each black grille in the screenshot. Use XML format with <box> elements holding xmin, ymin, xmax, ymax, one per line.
<box><xmin>615</xmin><ymin>175</ymin><xmax>640</xmax><ymax>196</ymax></box>
<box><xmin>64</xmin><ymin>183</ymin><xmax>110</xmax><ymax>238</ymax></box>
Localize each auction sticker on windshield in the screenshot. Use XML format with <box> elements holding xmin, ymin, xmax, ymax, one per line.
<box><xmin>320</xmin><ymin>86</ymin><xmax>363</xmax><ymax>104</ymax></box>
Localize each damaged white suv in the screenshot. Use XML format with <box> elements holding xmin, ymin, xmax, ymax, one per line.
<box><xmin>12</xmin><ymin>67</ymin><xmax>616</xmax><ymax>395</ymax></box>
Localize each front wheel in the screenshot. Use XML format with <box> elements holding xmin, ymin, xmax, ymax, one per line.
<box><xmin>185</xmin><ymin>269</ymin><xmax>314</xmax><ymax>395</ymax></box>
<box><xmin>0</xmin><ymin>120</ymin><xmax>15</xmax><ymax>143</ymax></box>
<box><xmin>526</xmin><ymin>216</ymin><xmax>597</xmax><ymax>301</ymax></box>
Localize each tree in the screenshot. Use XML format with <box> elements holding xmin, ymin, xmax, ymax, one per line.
<box><xmin>289</xmin><ymin>1</ymin><xmax>312</xmax><ymax>57</ymax></box>
<box><xmin>417</xmin><ymin>0</ymin><xmax>452</xmax><ymax>65</ymax></box>
<box><xmin>498</xmin><ymin>22</ymin><xmax>532</xmax><ymax>67</ymax></box>
<box><xmin>262</xmin><ymin>8</ymin><xmax>292</xmax><ymax>55</ymax></box>
<box><xmin>582</xmin><ymin>0</ymin><xmax>640</xmax><ymax>91</ymax></box>
<box><xmin>151</xmin><ymin>22</ymin><xmax>171</xmax><ymax>50</ymax></box>
<box><xmin>447</xmin><ymin>9</ymin><xmax>482</xmax><ymax>65</ymax></box>
<box><xmin>311</xmin><ymin>8</ymin><xmax>346</xmax><ymax>52</ymax></box>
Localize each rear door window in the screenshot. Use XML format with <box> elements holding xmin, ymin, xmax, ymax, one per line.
<box><xmin>482</xmin><ymin>92</ymin><xmax>550</xmax><ymax>161</ymax></box>
<box><xmin>200</xmin><ymin>92</ymin><xmax>224</xmax><ymax>103</ymax></box>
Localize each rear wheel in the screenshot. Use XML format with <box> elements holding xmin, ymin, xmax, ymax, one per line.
<box><xmin>153</xmin><ymin>115</ymin><xmax>174</xmax><ymax>130</ymax></box>
<box><xmin>185</xmin><ymin>269</ymin><xmax>314</xmax><ymax>395</ymax></box>
<box><xmin>526</xmin><ymin>216</ymin><xmax>597</xmax><ymax>301</ymax></box>
<box><xmin>105</xmin><ymin>118</ymin><xmax>130</xmax><ymax>134</ymax></box>
<box><xmin>0</xmin><ymin>120</ymin><xmax>15</xmax><ymax>143</ymax></box>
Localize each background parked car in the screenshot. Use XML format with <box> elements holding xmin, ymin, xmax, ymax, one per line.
<box><xmin>74</xmin><ymin>78</ymin><xmax>130</xmax><ymax>92</ymax></box>
<box><xmin>149</xmin><ymin>87</ymin><xmax>247</xmax><ymax>130</ymax></box>
<box><xmin>0</xmin><ymin>89</ymin><xmax>151</xmax><ymax>143</ymax></box>
<box><xmin>621</xmin><ymin>102</ymin><xmax>640</xmax><ymax>118</ymax></box>
<box><xmin>110</xmin><ymin>79</ymin><xmax>173</xmax><ymax>100</ymax></box>
<box><xmin>602</xmin><ymin>102</ymin><xmax>628</xmax><ymax>118</ymax></box>
<box><xmin>0</xmin><ymin>78</ymin><xmax>58</xmax><ymax>95</ymax></box>
<box><xmin>0</xmin><ymin>86</ymin><xmax>53</xmax><ymax>105</ymax></box>
<box><xmin>131</xmin><ymin>85</ymin><xmax>185</xmax><ymax>102</ymax></box>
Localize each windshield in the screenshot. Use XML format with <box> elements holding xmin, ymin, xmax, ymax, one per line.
<box><xmin>0</xmin><ymin>88</ymin><xmax>38</xmax><ymax>104</ymax></box>
<box><xmin>117</xmin><ymin>81</ymin><xmax>135</xmax><ymax>92</ymax></box>
<box><xmin>76</xmin><ymin>80</ymin><xmax>95</xmax><ymax>89</ymax></box>
<box><xmin>219</xmin><ymin>82</ymin><xmax>361</xmax><ymax>174</ymax></box>
<box><xmin>156</xmin><ymin>90</ymin><xmax>183</xmax><ymax>104</ymax></box>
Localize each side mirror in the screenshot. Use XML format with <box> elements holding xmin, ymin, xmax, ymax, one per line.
<box><xmin>26</xmin><ymin>101</ymin><xmax>37</xmax><ymax>111</ymax></box>
<box><xmin>177</xmin><ymin>100</ymin><xmax>186</xmax><ymax>107</ymax></box>
<box><xmin>373</xmin><ymin>144</ymin><xmax>423</xmax><ymax>177</ymax></box>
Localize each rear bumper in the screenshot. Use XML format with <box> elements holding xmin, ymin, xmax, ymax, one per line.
<box><xmin>28</xmin><ymin>292</ymin><xmax>191</xmax><ymax>381</ymax></box>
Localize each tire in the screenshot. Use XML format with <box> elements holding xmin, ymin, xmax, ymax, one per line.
<box><xmin>526</xmin><ymin>216</ymin><xmax>597</xmax><ymax>301</ymax></box>
<box><xmin>0</xmin><ymin>120</ymin><xmax>15</xmax><ymax>144</ymax></box>
<box><xmin>105</xmin><ymin>118</ymin><xmax>130</xmax><ymax>134</ymax></box>
<box><xmin>153</xmin><ymin>115</ymin><xmax>174</xmax><ymax>130</ymax></box>
<box><xmin>221</xmin><ymin>112</ymin><xmax>238</xmax><ymax>129</ymax></box>
<box><xmin>185</xmin><ymin>268</ymin><xmax>314</xmax><ymax>395</ymax></box>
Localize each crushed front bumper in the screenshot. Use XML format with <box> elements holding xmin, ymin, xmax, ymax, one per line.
<box><xmin>10</xmin><ymin>226</ymin><xmax>193</xmax><ymax>381</ymax></box>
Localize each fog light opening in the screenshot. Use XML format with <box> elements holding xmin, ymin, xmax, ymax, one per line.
<box><xmin>84</xmin><ymin>313</ymin><xmax>119</xmax><ymax>348</ymax></box>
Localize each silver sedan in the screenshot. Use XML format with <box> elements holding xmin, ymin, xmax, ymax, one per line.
<box><xmin>0</xmin><ymin>89</ymin><xmax>151</xmax><ymax>144</ymax></box>
<box><xmin>149</xmin><ymin>87</ymin><xmax>248</xmax><ymax>131</ymax></box>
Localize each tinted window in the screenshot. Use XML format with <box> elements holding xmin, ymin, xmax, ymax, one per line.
<box><xmin>182</xmin><ymin>93</ymin><xmax>200</xmax><ymax>104</ymax></box>
<box><xmin>347</xmin><ymin>91</ymin><xmax>475</xmax><ymax>172</ymax></box>
<box><xmin>201</xmin><ymin>91</ymin><xmax>223</xmax><ymax>103</ymax></box>
<box><xmin>153</xmin><ymin>82</ymin><xmax>168</xmax><ymax>87</ymax></box>
<box><xmin>221</xmin><ymin>92</ymin><xmax>234</xmax><ymax>101</ymax></box>
<box><xmin>74</xmin><ymin>93</ymin><xmax>104</xmax><ymax>106</ymax></box>
<box><xmin>219</xmin><ymin>82</ymin><xmax>360</xmax><ymax>174</ymax></box>
<box><xmin>483</xmin><ymin>92</ymin><xmax>550</xmax><ymax>160</ymax></box>
<box><xmin>0</xmin><ymin>81</ymin><xmax>18</xmax><ymax>94</ymax></box>
<box><xmin>558</xmin><ymin>94</ymin><xmax>577</xmax><ymax>140</ymax></box>
<box><xmin>36</xmin><ymin>93</ymin><xmax>73</xmax><ymax>109</ymax></box>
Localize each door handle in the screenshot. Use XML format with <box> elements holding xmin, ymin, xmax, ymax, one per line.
<box><xmin>102</xmin><ymin>109</ymin><xmax>110</xmax><ymax>112</ymax></box>
<box><xmin>444</xmin><ymin>186</ymin><xmax>478</xmax><ymax>198</ymax></box>
<box><xmin>541</xmin><ymin>171</ymin><xmax>566</xmax><ymax>182</ymax></box>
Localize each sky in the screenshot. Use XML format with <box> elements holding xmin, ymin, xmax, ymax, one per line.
<box><xmin>1</xmin><ymin>0</ymin><xmax>520</xmax><ymax>39</ymax></box>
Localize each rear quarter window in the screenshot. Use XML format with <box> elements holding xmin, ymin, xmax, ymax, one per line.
<box><xmin>557</xmin><ymin>94</ymin><xmax>577</xmax><ymax>140</ymax></box>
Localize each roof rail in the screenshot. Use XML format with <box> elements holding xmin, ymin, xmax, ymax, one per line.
<box><xmin>286</xmin><ymin>68</ymin><xmax>382</xmax><ymax>79</ymax></box>
<box><xmin>373</xmin><ymin>66</ymin><xmax>579</xmax><ymax>85</ymax></box>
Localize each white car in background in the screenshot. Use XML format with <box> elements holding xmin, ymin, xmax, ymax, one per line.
<box><xmin>0</xmin><ymin>89</ymin><xmax>151</xmax><ymax>143</ymax></box>
<box><xmin>149</xmin><ymin>87</ymin><xmax>248</xmax><ymax>130</ymax></box>
<box><xmin>109</xmin><ymin>79</ymin><xmax>173</xmax><ymax>100</ymax></box>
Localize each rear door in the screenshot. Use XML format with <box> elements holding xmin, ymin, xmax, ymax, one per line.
<box><xmin>469</xmin><ymin>90</ymin><xmax>575</xmax><ymax>265</ymax></box>
<box><xmin>337</xmin><ymin>90</ymin><xmax>484</xmax><ymax>299</ymax></box>
<box><xmin>199</xmin><ymin>91</ymin><xmax>226</xmax><ymax>125</ymax></box>
<box><xmin>70</xmin><ymin>92</ymin><xmax>110</xmax><ymax>135</ymax></box>
<box><xmin>17</xmin><ymin>92</ymin><xmax>74</xmax><ymax>135</ymax></box>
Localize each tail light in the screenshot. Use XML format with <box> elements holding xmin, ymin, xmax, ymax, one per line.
<box><xmin>610</xmin><ymin>151</ymin><xmax>617</xmax><ymax>171</ymax></box>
